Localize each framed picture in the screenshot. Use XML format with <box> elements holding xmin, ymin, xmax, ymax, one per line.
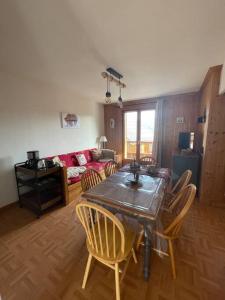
<box><xmin>61</xmin><ymin>112</ymin><xmax>80</xmax><ymax>129</ymax></box>
<box><xmin>109</xmin><ymin>118</ymin><xmax>115</xmax><ymax>129</ymax></box>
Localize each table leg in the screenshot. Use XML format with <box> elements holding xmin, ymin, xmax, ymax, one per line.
<box><xmin>143</xmin><ymin>225</ymin><xmax>151</xmax><ymax>281</ymax></box>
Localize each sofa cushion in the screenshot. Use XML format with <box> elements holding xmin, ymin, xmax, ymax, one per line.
<box><xmin>68</xmin><ymin>175</ymin><xmax>81</xmax><ymax>184</ymax></box>
<box><xmin>74</xmin><ymin>149</ymin><xmax>93</xmax><ymax>164</ymax></box>
<box><xmin>68</xmin><ymin>160</ymin><xmax>106</xmax><ymax>185</ymax></box>
<box><xmin>76</xmin><ymin>153</ymin><xmax>87</xmax><ymax>166</ymax></box>
<box><xmin>67</xmin><ymin>167</ymin><xmax>81</xmax><ymax>178</ymax></box>
<box><xmin>90</xmin><ymin>149</ymin><xmax>102</xmax><ymax>161</ymax></box>
<box><xmin>98</xmin><ymin>158</ymin><xmax>113</xmax><ymax>163</ymax></box>
<box><xmin>58</xmin><ymin>154</ymin><xmax>75</xmax><ymax>167</ymax></box>
<box><xmin>102</xmin><ymin>149</ymin><xmax>115</xmax><ymax>160</ymax></box>
<box><xmin>85</xmin><ymin>161</ymin><xmax>107</xmax><ymax>172</ymax></box>
<box><xmin>52</xmin><ymin>156</ymin><xmax>65</xmax><ymax>167</ymax></box>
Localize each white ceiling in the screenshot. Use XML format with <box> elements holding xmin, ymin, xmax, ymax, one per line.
<box><xmin>0</xmin><ymin>0</ymin><xmax>225</xmax><ymax>102</ymax></box>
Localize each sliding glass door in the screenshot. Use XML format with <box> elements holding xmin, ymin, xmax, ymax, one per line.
<box><xmin>124</xmin><ymin>109</ymin><xmax>155</xmax><ymax>161</ymax></box>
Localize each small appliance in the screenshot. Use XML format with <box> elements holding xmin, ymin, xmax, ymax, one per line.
<box><xmin>26</xmin><ymin>151</ymin><xmax>40</xmax><ymax>169</ymax></box>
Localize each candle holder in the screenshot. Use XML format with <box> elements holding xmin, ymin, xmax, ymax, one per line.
<box><xmin>125</xmin><ymin>159</ymin><xmax>142</xmax><ymax>187</ymax></box>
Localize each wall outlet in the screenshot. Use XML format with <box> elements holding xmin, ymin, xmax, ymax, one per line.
<box><xmin>176</xmin><ymin>117</ymin><xmax>184</xmax><ymax>123</ymax></box>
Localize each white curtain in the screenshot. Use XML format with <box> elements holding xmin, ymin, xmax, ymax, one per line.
<box><xmin>152</xmin><ymin>99</ymin><xmax>164</xmax><ymax>167</ymax></box>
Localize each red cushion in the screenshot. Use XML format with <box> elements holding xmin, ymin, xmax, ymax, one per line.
<box><xmin>85</xmin><ymin>161</ymin><xmax>106</xmax><ymax>172</ymax></box>
<box><xmin>68</xmin><ymin>175</ymin><xmax>81</xmax><ymax>185</ymax></box>
<box><xmin>58</xmin><ymin>154</ymin><xmax>74</xmax><ymax>167</ymax></box>
<box><xmin>67</xmin><ymin>152</ymin><xmax>78</xmax><ymax>166</ymax></box>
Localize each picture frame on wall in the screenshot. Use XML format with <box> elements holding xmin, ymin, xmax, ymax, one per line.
<box><xmin>61</xmin><ymin>112</ymin><xmax>80</xmax><ymax>129</ymax></box>
<box><xmin>109</xmin><ymin>118</ymin><xmax>115</xmax><ymax>129</ymax></box>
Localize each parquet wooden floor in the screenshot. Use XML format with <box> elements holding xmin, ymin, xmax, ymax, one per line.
<box><xmin>0</xmin><ymin>197</ymin><xmax>225</xmax><ymax>300</ymax></box>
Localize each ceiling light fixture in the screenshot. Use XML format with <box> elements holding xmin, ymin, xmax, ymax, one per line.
<box><xmin>101</xmin><ymin>67</ymin><xmax>126</xmax><ymax>107</ymax></box>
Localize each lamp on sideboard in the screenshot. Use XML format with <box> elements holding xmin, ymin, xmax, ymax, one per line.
<box><xmin>99</xmin><ymin>136</ymin><xmax>107</xmax><ymax>149</ymax></box>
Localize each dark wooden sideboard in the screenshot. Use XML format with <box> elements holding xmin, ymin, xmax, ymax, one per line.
<box><xmin>172</xmin><ymin>152</ymin><xmax>201</xmax><ymax>190</ymax></box>
<box><xmin>15</xmin><ymin>163</ymin><xmax>64</xmax><ymax>217</ymax></box>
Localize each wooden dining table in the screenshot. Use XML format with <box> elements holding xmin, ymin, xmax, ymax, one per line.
<box><xmin>82</xmin><ymin>168</ymin><xmax>170</xmax><ymax>281</ymax></box>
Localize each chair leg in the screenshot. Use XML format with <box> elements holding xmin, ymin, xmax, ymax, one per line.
<box><xmin>132</xmin><ymin>248</ymin><xmax>138</xmax><ymax>264</ymax></box>
<box><xmin>120</xmin><ymin>255</ymin><xmax>131</xmax><ymax>283</ymax></box>
<box><xmin>136</xmin><ymin>229</ymin><xmax>144</xmax><ymax>251</ymax></box>
<box><xmin>168</xmin><ymin>240</ymin><xmax>176</xmax><ymax>279</ymax></box>
<box><xmin>82</xmin><ymin>253</ymin><xmax>93</xmax><ymax>289</ymax></box>
<box><xmin>115</xmin><ymin>263</ymin><xmax>120</xmax><ymax>300</ymax></box>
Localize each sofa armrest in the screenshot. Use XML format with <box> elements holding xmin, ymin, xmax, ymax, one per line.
<box><xmin>61</xmin><ymin>166</ymin><xmax>69</xmax><ymax>205</ymax></box>
<box><xmin>101</xmin><ymin>149</ymin><xmax>116</xmax><ymax>160</ymax></box>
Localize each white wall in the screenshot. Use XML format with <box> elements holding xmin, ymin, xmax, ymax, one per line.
<box><xmin>0</xmin><ymin>71</ymin><xmax>104</xmax><ymax>208</ymax></box>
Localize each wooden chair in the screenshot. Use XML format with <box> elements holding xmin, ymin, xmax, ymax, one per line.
<box><xmin>153</xmin><ymin>184</ymin><xmax>196</xmax><ymax>279</ymax></box>
<box><xmin>81</xmin><ymin>169</ymin><xmax>102</xmax><ymax>192</ymax></box>
<box><xmin>104</xmin><ymin>160</ymin><xmax>118</xmax><ymax>178</ymax></box>
<box><xmin>76</xmin><ymin>201</ymin><xmax>137</xmax><ymax>300</ymax></box>
<box><xmin>139</xmin><ymin>156</ymin><xmax>157</xmax><ymax>165</ymax></box>
<box><xmin>164</xmin><ymin>170</ymin><xmax>192</xmax><ymax>211</ymax></box>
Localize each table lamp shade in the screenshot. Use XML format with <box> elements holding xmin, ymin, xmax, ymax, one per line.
<box><xmin>100</xmin><ymin>136</ymin><xmax>107</xmax><ymax>142</ymax></box>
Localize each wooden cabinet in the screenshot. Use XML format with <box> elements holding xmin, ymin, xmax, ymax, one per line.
<box><xmin>15</xmin><ymin>164</ymin><xmax>64</xmax><ymax>217</ymax></box>
<box><xmin>172</xmin><ymin>153</ymin><xmax>201</xmax><ymax>190</ymax></box>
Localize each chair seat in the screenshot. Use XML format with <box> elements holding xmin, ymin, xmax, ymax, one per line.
<box><xmin>87</xmin><ymin>218</ymin><xmax>136</xmax><ymax>264</ymax></box>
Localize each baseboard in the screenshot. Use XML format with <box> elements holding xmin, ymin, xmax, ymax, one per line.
<box><xmin>0</xmin><ymin>201</ymin><xmax>18</xmax><ymax>213</ymax></box>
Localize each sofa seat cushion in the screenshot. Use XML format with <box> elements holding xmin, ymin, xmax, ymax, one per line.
<box><xmin>85</xmin><ymin>161</ymin><xmax>107</xmax><ymax>172</ymax></box>
<box><xmin>67</xmin><ymin>161</ymin><xmax>106</xmax><ymax>185</ymax></box>
<box><xmin>98</xmin><ymin>158</ymin><xmax>113</xmax><ymax>163</ymax></box>
<box><xmin>68</xmin><ymin>175</ymin><xmax>82</xmax><ymax>184</ymax></box>
<box><xmin>67</xmin><ymin>166</ymin><xmax>87</xmax><ymax>179</ymax></box>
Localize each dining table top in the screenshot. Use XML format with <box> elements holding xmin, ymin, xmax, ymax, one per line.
<box><xmin>82</xmin><ymin>170</ymin><xmax>169</xmax><ymax>221</ymax></box>
<box><xmin>119</xmin><ymin>164</ymin><xmax>171</xmax><ymax>181</ymax></box>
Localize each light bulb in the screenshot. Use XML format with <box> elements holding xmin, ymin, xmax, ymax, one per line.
<box><xmin>118</xmin><ymin>96</ymin><xmax>123</xmax><ymax>108</ymax></box>
<box><xmin>105</xmin><ymin>91</ymin><xmax>111</xmax><ymax>104</ymax></box>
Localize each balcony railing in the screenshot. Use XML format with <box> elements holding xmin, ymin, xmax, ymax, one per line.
<box><xmin>124</xmin><ymin>141</ymin><xmax>153</xmax><ymax>159</ymax></box>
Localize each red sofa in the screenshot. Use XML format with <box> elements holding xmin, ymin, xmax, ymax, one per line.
<box><xmin>48</xmin><ymin>148</ymin><xmax>113</xmax><ymax>204</ymax></box>
<box><xmin>57</xmin><ymin>149</ymin><xmax>107</xmax><ymax>183</ymax></box>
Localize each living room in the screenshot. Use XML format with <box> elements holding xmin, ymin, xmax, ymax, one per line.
<box><xmin>0</xmin><ymin>1</ymin><xmax>225</xmax><ymax>300</ymax></box>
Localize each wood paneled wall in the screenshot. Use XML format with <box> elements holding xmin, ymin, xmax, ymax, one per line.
<box><xmin>104</xmin><ymin>104</ymin><xmax>123</xmax><ymax>155</ymax></box>
<box><xmin>162</xmin><ymin>93</ymin><xmax>199</xmax><ymax>167</ymax></box>
<box><xmin>104</xmin><ymin>66</ymin><xmax>225</xmax><ymax>207</ymax></box>
<box><xmin>104</xmin><ymin>92</ymin><xmax>200</xmax><ymax>168</ymax></box>
<box><xmin>198</xmin><ymin>65</ymin><xmax>225</xmax><ymax>207</ymax></box>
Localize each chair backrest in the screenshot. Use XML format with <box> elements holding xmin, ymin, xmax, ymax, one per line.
<box><xmin>140</xmin><ymin>156</ymin><xmax>156</xmax><ymax>165</ymax></box>
<box><xmin>76</xmin><ymin>201</ymin><xmax>125</xmax><ymax>262</ymax></box>
<box><xmin>104</xmin><ymin>160</ymin><xmax>118</xmax><ymax>177</ymax></box>
<box><xmin>171</xmin><ymin>170</ymin><xmax>192</xmax><ymax>195</ymax></box>
<box><xmin>81</xmin><ymin>168</ymin><xmax>102</xmax><ymax>192</ymax></box>
<box><xmin>164</xmin><ymin>184</ymin><xmax>196</xmax><ymax>238</ymax></box>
